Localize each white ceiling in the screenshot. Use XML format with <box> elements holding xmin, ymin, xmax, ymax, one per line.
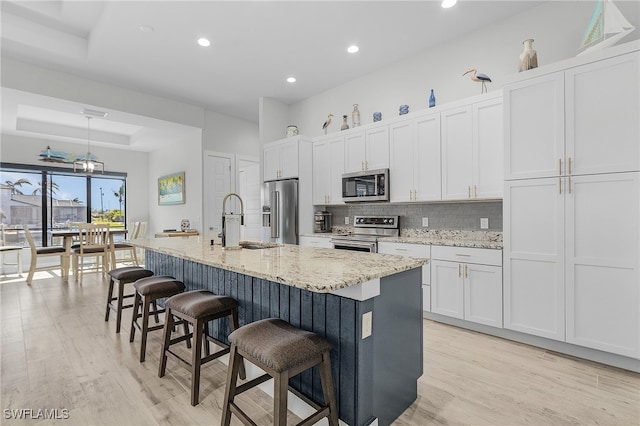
<box><xmin>1</xmin><ymin>0</ymin><xmax>544</xmax><ymax>151</ymax></box>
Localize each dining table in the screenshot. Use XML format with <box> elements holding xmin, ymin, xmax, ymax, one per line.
<box><xmin>50</xmin><ymin>228</ymin><xmax>128</xmax><ymax>279</ymax></box>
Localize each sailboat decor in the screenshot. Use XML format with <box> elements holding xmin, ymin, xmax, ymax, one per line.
<box><xmin>578</xmin><ymin>0</ymin><xmax>635</xmax><ymax>56</ymax></box>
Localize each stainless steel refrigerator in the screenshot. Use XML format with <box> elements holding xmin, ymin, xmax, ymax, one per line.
<box><xmin>262</xmin><ymin>179</ymin><xmax>298</xmax><ymax>244</ymax></box>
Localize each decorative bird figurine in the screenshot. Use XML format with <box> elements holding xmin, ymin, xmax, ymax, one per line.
<box><xmin>463</xmin><ymin>68</ymin><xmax>492</xmax><ymax>93</ymax></box>
<box><xmin>322</xmin><ymin>113</ymin><xmax>333</xmax><ymax>134</ymax></box>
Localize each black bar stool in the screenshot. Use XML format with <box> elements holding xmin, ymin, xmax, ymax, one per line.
<box><xmin>105</xmin><ymin>266</ymin><xmax>154</xmax><ymax>333</ymax></box>
<box><xmin>222</xmin><ymin>318</ymin><xmax>338</xmax><ymax>426</ymax></box>
<box><xmin>129</xmin><ymin>275</ymin><xmax>188</xmax><ymax>362</ymax></box>
<box><xmin>158</xmin><ymin>290</ymin><xmax>246</xmax><ymax>406</ymax></box>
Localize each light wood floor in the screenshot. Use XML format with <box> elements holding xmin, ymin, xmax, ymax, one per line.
<box><xmin>1</xmin><ymin>272</ymin><xmax>639</xmax><ymax>425</ymax></box>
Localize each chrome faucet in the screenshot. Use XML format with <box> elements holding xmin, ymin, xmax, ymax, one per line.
<box><xmin>221</xmin><ymin>193</ymin><xmax>245</xmax><ymax>248</ymax></box>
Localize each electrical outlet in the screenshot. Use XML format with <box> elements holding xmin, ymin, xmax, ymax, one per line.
<box><xmin>480</xmin><ymin>218</ymin><xmax>489</xmax><ymax>229</ymax></box>
<box><xmin>362</xmin><ymin>311</ymin><xmax>372</xmax><ymax>339</ymax></box>
<box><xmin>422</xmin><ymin>217</ymin><xmax>429</xmax><ymax>227</ymax></box>
<box><xmin>344</xmin><ymin>216</ymin><xmax>349</xmax><ymax>225</ymax></box>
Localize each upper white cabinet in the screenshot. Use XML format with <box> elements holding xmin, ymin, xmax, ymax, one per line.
<box><xmin>344</xmin><ymin>127</ymin><xmax>389</xmax><ymax>173</ymax></box>
<box><xmin>441</xmin><ymin>96</ymin><xmax>503</xmax><ymax>200</ymax></box>
<box><xmin>389</xmin><ymin>113</ymin><xmax>441</xmax><ymax>202</ymax></box>
<box><xmin>312</xmin><ymin>135</ymin><xmax>344</xmax><ymax>205</ymax></box>
<box><xmin>505</xmin><ymin>51</ymin><xmax>639</xmax><ymax>180</ymax></box>
<box><xmin>264</xmin><ymin>137</ymin><xmax>301</xmax><ymax>181</ymax></box>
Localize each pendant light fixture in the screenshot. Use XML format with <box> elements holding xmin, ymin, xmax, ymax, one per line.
<box><xmin>74</xmin><ymin>112</ymin><xmax>105</xmax><ymax>174</ymax></box>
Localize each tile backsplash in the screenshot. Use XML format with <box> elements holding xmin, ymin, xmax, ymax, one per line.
<box><xmin>323</xmin><ymin>201</ymin><xmax>502</xmax><ymax>231</ymax></box>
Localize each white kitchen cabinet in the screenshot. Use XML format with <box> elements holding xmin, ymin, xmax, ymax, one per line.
<box><xmin>565</xmin><ymin>173</ymin><xmax>639</xmax><ymax>358</ymax></box>
<box><xmin>389</xmin><ymin>113</ymin><xmax>441</xmax><ymax>202</ymax></box>
<box><xmin>565</xmin><ymin>52</ymin><xmax>639</xmax><ymax>176</ymax></box>
<box><xmin>503</xmin><ymin>178</ymin><xmax>565</xmax><ymax>341</ymax></box>
<box><xmin>378</xmin><ymin>241</ymin><xmax>431</xmax><ymax>312</ymax></box>
<box><xmin>431</xmin><ymin>245</ymin><xmax>503</xmax><ymax>327</ymax></box>
<box><xmin>312</xmin><ymin>135</ymin><xmax>344</xmax><ymax>205</ymax></box>
<box><xmin>505</xmin><ymin>51</ymin><xmax>639</xmax><ymax>180</ymax></box>
<box><xmin>344</xmin><ymin>126</ymin><xmax>389</xmax><ymax>173</ymax></box>
<box><xmin>441</xmin><ymin>96</ymin><xmax>503</xmax><ymax>200</ymax></box>
<box><xmin>504</xmin><ymin>173</ymin><xmax>640</xmax><ymax>356</ymax></box>
<box><xmin>263</xmin><ymin>137</ymin><xmax>300</xmax><ymax>181</ymax></box>
<box><xmin>299</xmin><ymin>235</ymin><xmax>333</xmax><ymax>249</ymax></box>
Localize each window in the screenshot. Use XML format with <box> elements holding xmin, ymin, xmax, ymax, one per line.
<box><xmin>0</xmin><ymin>164</ymin><xmax>127</xmax><ymax>247</ymax></box>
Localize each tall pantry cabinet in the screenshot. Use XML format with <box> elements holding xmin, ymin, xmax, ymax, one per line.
<box><xmin>503</xmin><ymin>47</ymin><xmax>639</xmax><ymax>358</ymax></box>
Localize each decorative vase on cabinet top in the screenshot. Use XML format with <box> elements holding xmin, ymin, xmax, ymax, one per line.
<box><xmin>429</xmin><ymin>89</ymin><xmax>436</xmax><ymax>108</ymax></box>
<box><xmin>352</xmin><ymin>104</ymin><xmax>361</xmax><ymax>127</ymax></box>
<box><xmin>286</xmin><ymin>125</ymin><xmax>299</xmax><ymax>137</ymax></box>
<box><xmin>519</xmin><ymin>38</ymin><xmax>538</xmax><ymax>72</ymax></box>
<box><xmin>341</xmin><ymin>115</ymin><xmax>350</xmax><ymax>130</ymax></box>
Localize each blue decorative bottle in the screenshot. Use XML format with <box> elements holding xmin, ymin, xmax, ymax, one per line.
<box><xmin>429</xmin><ymin>89</ymin><xmax>436</xmax><ymax>108</ymax></box>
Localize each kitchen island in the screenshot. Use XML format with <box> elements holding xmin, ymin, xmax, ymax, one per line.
<box><xmin>130</xmin><ymin>237</ymin><xmax>426</xmax><ymax>426</ymax></box>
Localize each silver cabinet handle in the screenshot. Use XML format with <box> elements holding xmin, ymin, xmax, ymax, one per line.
<box><xmin>568</xmin><ymin>157</ymin><xmax>572</xmax><ymax>175</ymax></box>
<box><xmin>394</xmin><ymin>248</ymin><xmax>408</xmax><ymax>252</ymax></box>
<box><xmin>474</xmin><ymin>185</ymin><xmax>477</xmax><ymax>198</ymax></box>
<box><xmin>559</xmin><ymin>177</ymin><xmax>562</xmax><ymax>194</ymax></box>
<box><xmin>455</xmin><ymin>253</ymin><xmax>471</xmax><ymax>257</ymax></box>
<box><xmin>458</xmin><ymin>264</ymin><xmax>462</xmax><ymax>278</ymax></box>
<box><xmin>559</xmin><ymin>158</ymin><xmax>562</xmax><ymax>175</ymax></box>
<box><xmin>465</xmin><ymin>264</ymin><xmax>468</xmax><ymax>278</ymax></box>
<box><xmin>568</xmin><ymin>176</ymin><xmax>572</xmax><ymax>194</ymax></box>
<box><xmin>468</xmin><ymin>185</ymin><xmax>471</xmax><ymax>198</ymax></box>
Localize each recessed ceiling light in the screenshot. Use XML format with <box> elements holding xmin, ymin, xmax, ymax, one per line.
<box><xmin>139</xmin><ymin>25</ymin><xmax>154</xmax><ymax>33</ymax></box>
<box><xmin>286</xmin><ymin>77</ymin><xmax>297</xmax><ymax>83</ymax></box>
<box><xmin>347</xmin><ymin>45</ymin><xmax>359</xmax><ymax>54</ymax></box>
<box><xmin>441</xmin><ymin>0</ymin><xmax>457</xmax><ymax>8</ymax></box>
<box><xmin>197</xmin><ymin>38</ymin><xmax>211</xmax><ymax>47</ymax></box>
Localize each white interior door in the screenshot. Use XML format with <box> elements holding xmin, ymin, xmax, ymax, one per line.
<box><xmin>204</xmin><ymin>152</ymin><xmax>232</xmax><ymax>238</ymax></box>
<box><xmin>238</xmin><ymin>158</ymin><xmax>261</xmax><ymax>241</ymax></box>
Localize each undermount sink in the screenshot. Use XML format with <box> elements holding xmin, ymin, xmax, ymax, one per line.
<box><xmin>239</xmin><ymin>241</ymin><xmax>280</xmax><ymax>250</ymax></box>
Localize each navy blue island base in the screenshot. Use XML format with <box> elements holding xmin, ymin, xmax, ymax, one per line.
<box><xmin>146</xmin><ymin>249</ymin><xmax>423</xmax><ymax>426</ymax></box>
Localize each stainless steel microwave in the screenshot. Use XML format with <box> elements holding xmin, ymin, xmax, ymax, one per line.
<box><xmin>342</xmin><ymin>169</ymin><xmax>389</xmax><ymax>202</ymax></box>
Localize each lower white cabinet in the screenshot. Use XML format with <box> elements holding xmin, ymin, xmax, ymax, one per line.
<box><xmin>299</xmin><ymin>235</ymin><xmax>333</xmax><ymax>249</ymax></box>
<box><xmin>431</xmin><ymin>246</ymin><xmax>503</xmax><ymax>328</ymax></box>
<box><xmin>377</xmin><ymin>242</ymin><xmax>431</xmax><ymax>312</ymax></box>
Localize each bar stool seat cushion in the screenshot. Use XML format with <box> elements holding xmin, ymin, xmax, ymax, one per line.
<box><xmin>166</xmin><ymin>290</ymin><xmax>237</xmax><ymax>319</ymax></box>
<box><xmin>229</xmin><ymin>318</ymin><xmax>332</xmax><ymax>373</ymax></box>
<box><xmin>109</xmin><ymin>266</ymin><xmax>154</xmax><ymax>281</ymax></box>
<box><xmin>134</xmin><ymin>276</ymin><xmax>185</xmax><ymax>297</ymax></box>
<box><xmin>35</xmin><ymin>246</ymin><xmax>66</xmax><ymax>255</ymax></box>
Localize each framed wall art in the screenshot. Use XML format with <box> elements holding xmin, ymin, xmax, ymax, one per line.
<box><xmin>158</xmin><ymin>172</ymin><xmax>185</xmax><ymax>205</ymax></box>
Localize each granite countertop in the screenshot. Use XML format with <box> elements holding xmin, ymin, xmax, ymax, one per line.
<box><xmin>302</xmin><ymin>229</ymin><xmax>503</xmax><ymax>250</ymax></box>
<box><xmin>130</xmin><ymin>237</ymin><xmax>425</xmax><ymax>292</ymax></box>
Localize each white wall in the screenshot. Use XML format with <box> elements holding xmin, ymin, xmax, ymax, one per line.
<box><xmin>285</xmin><ymin>0</ymin><xmax>640</xmax><ymax>137</ymax></box>
<box><xmin>148</xmin><ymin>129</ymin><xmax>203</xmax><ymax>235</ymax></box>
<box><xmin>0</xmin><ymin>133</ymin><xmax>149</xmax><ymax>225</ymax></box>
<box><xmin>203</xmin><ymin>109</ymin><xmax>259</xmax><ymax>157</ymax></box>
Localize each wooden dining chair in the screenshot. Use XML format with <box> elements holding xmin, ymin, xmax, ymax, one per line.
<box><xmin>1</xmin><ymin>224</ymin><xmax>23</xmax><ymax>276</ymax></box>
<box><xmin>71</xmin><ymin>223</ymin><xmax>110</xmax><ymax>284</ymax></box>
<box><xmin>110</xmin><ymin>222</ymin><xmax>140</xmax><ymax>268</ymax></box>
<box><xmin>23</xmin><ymin>226</ymin><xmax>67</xmax><ymax>284</ymax></box>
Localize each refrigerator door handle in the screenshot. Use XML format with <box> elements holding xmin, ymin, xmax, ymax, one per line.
<box><xmin>270</xmin><ymin>190</ymin><xmax>279</xmax><ymax>238</ymax></box>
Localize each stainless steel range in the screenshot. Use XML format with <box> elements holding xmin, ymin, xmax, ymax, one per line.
<box><xmin>330</xmin><ymin>215</ymin><xmax>399</xmax><ymax>253</ymax></box>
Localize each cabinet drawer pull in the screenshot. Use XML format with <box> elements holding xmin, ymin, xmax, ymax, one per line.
<box><xmin>394</xmin><ymin>248</ymin><xmax>408</xmax><ymax>252</ymax></box>
<box><xmin>455</xmin><ymin>253</ymin><xmax>471</xmax><ymax>257</ymax></box>
<box><xmin>458</xmin><ymin>264</ymin><xmax>462</xmax><ymax>278</ymax></box>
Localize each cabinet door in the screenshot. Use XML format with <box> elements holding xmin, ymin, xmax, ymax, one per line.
<box><xmin>278</xmin><ymin>140</ymin><xmax>299</xmax><ymax>179</ymax></box>
<box><xmin>503</xmin><ymin>178</ymin><xmax>565</xmax><ymax>341</ymax></box>
<box><xmin>328</xmin><ymin>137</ymin><xmax>345</xmax><ymax>204</ymax></box>
<box><xmin>473</xmin><ymin>98</ymin><xmax>503</xmax><ymax>198</ymax></box>
<box><xmin>464</xmin><ymin>263</ymin><xmax>503</xmax><ymax>328</ymax></box>
<box><xmin>565</xmin><ymin>52</ymin><xmax>640</xmax><ymax>176</ymax></box>
<box><xmin>365</xmin><ymin>126</ymin><xmax>389</xmax><ymax>170</ymax></box>
<box><xmin>504</xmin><ymin>72</ymin><xmax>565</xmax><ymax>180</ymax></box>
<box><xmin>312</xmin><ymin>141</ymin><xmax>329</xmax><ymax>204</ymax></box>
<box><xmin>389</xmin><ymin>120</ymin><xmax>415</xmax><ymax>202</ymax></box>
<box><xmin>414</xmin><ymin>113</ymin><xmax>442</xmax><ymax>201</ymax></box>
<box><xmin>344</xmin><ymin>131</ymin><xmax>366</xmax><ymax>172</ymax></box>
<box><xmin>431</xmin><ymin>260</ymin><xmax>463</xmax><ymax>319</ymax></box>
<box><xmin>263</xmin><ymin>144</ymin><xmax>281</xmax><ymax>181</ymax></box>
<box><xmin>441</xmin><ymin>106</ymin><xmax>473</xmax><ymax>200</ymax></box>
<box><xmin>565</xmin><ymin>173</ymin><xmax>639</xmax><ymax>358</ymax></box>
